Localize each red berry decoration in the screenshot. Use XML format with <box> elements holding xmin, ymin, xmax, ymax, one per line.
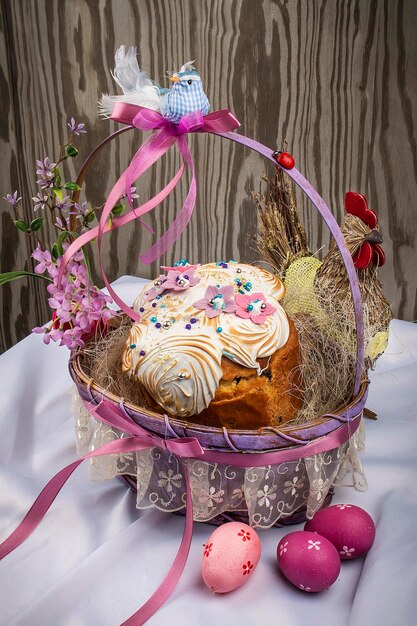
<box><xmin>273</xmin><ymin>151</ymin><xmax>295</xmax><ymax>169</ymax></box>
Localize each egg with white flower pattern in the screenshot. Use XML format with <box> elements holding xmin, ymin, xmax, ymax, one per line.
<box><xmin>304</xmin><ymin>504</ymin><xmax>376</xmax><ymax>560</ymax></box>
<box><xmin>201</xmin><ymin>522</ymin><xmax>261</xmax><ymax>593</ymax></box>
<box><xmin>277</xmin><ymin>531</ymin><xmax>340</xmax><ymax>592</ymax></box>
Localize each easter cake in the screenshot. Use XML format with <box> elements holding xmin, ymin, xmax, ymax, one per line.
<box><xmin>122</xmin><ymin>261</ymin><xmax>303</xmax><ymax>429</ymax></box>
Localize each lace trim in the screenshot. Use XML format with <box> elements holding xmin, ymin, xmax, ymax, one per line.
<box><xmin>73</xmin><ymin>390</ymin><xmax>366</xmax><ymax>528</ymax></box>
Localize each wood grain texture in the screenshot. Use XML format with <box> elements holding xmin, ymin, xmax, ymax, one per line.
<box><xmin>1</xmin><ymin>0</ymin><xmax>416</xmax><ymax>352</ymax></box>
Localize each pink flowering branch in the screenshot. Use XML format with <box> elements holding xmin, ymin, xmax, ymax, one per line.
<box><xmin>31</xmin><ymin>243</ymin><xmax>114</xmax><ymax>350</ymax></box>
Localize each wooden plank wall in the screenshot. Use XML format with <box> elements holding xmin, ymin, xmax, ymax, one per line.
<box><xmin>1</xmin><ymin>0</ymin><xmax>416</xmax><ymax>353</ymax></box>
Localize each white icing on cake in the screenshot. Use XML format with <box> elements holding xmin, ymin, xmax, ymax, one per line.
<box><xmin>123</xmin><ymin>262</ymin><xmax>290</xmax><ymax>416</ymax></box>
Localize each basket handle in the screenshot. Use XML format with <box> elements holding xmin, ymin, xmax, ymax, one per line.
<box><xmin>71</xmin><ymin>125</ymin><xmax>364</xmax><ymax>397</ymax></box>
<box><xmin>214</xmin><ymin>131</ymin><xmax>365</xmax><ymax>397</ymax></box>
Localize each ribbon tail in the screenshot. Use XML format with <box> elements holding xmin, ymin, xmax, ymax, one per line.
<box><xmin>58</xmin><ymin>163</ymin><xmax>184</xmax><ymax>323</ymax></box>
<box><xmin>60</xmin><ymin>163</ymin><xmax>184</xmax><ymax>274</ymax></box>
<box><xmin>139</xmin><ymin>135</ymin><xmax>196</xmax><ymax>265</ymax></box>
<box><xmin>122</xmin><ymin>463</ymin><xmax>194</xmax><ymax>626</ymax></box>
<box><xmin>0</xmin><ymin>459</ymin><xmax>83</xmax><ymax>559</ymax></box>
<box><xmin>97</xmin><ymin>130</ymin><xmax>178</xmax><ymax>320</ymax></box>
<box><xmin>0</xmin><ymin>438</ymin><xmax>154</xmax><ymax>561</ymax></box>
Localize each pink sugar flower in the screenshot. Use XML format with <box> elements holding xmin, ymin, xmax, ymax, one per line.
<box><xmin>193</xmin><ymin>285</ymin><xmax>237</xmax><ymax>318</ymax></box>
<box><xmin>163</xmin><ymin>267</ymin><xmax>200</xmax><ymax>292</ymax></box>
<box><xmin>235</xmin><ymin>292</ymin><xmax>276</xmax><ymax>324</ymax></box>
<box><xmin>144</xmin><ymin>274</ymin><xmax>167</xmax><ymax>302</ymax></box>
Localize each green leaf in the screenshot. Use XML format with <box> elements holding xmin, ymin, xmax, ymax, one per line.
<box><xmin>53</xmin><ymin>166</ymin><xmax>62</xmax><ymax>187</ymax></box>
<box><xmin>54</xmin><ymin>230</ymin><xmax>78</xmax><ymax>256</ymax></box>
<box><xmin>86</xmin><ymin>210</ymin><xmax>96</xmax><ymax>223</ymax></box>
<box><xmin>66</xmin><ymin>145</ymin><xmax>79</xmax><ymax>158</ymax></box>
<box><xmin>55</xmin><ymin>231</ymin><xmax>68</xmax><ymax>256</ymax></box>
<box><xmin>111</xmin><ymin>202</ymin><xmax>124</xmax><ymax>216</ymax></box>
<box><xmin>52</xmin><ymin>187</ymin><xmax>63</xmax><ymax>201</ymax></box>
<box><xmin>63</xmin><ymin>181</ymin><xmax>81</xmax><ymax>191</ymax></box>
<box><xmin>51</xmin><ymin>243</ymin><xmax>59</xmax><ymax>260</ymax></box>
<box><xmin>14</xmin><ymin>220</ymin><xmax>29</xmax><ymax>232</ymax></box>
<box><xmin>30</xmin><ymin>217</ymin><xmax>44</xmax><ymax>232</ymax></box>
<box><xmin>0</xmin><ymin>271</ymin><xmax>52</xmax><ymax>286</ymax></box>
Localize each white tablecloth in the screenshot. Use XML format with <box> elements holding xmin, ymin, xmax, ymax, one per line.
<box><xmin>1</xmin><ymin>276</ymin><xmax>416</xmax><ymax>626</ymax></box>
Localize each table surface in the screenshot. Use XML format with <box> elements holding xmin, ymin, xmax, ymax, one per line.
<box><xmin>1</xmin><ymin>276</ymin><xmax>416</xmax><ymax>626</ymax></box>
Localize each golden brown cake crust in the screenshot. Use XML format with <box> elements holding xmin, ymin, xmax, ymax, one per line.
<box><xmin>194</xmin><ymin>319</ymin><xmax>303</xmax><ymax>430</ymax></box>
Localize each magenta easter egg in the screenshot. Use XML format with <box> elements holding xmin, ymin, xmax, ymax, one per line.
<box><xmin>201</xmin><ymin>522</ymin><xmax>261</xmax><ymax>593</ymax></box>
<box><xmin>277</xmin><ymin>531</ymin><xmax>340</xmax><ymax>592</ymax></box>
<box><xmin>304</xmin><ymin>504</ymin><xmax>376</xmax><ymax>560</ymax></box>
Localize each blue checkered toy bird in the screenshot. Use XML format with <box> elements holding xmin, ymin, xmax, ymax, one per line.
<box><xmin>100</xmin><ymin>46</ymin><xmax>210</xmax><ymax>124</ymax></box>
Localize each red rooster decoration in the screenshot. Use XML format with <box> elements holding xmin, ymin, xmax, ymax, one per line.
<box><xmin>255</xmin><ymin>171</ymin><xmax>392</xmax><ymax>369</ymax></box>
<box><xmin>315</xmin><ymin>191</ymin><xmax>392</xmax><ymax>367</ymax></box>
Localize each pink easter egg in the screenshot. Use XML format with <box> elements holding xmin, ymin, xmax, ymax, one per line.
<box><xmin>201</xmin><ymin>522</ymin><xmax>261</xmax><ymax>593</ymax></box>
<box><xmin>304</xmin><ymin>504</ymin><xmax>376</xmax><ymax>560</ymax></box>
<box><xmin>277</xmin><ymin>531</ymin><xmax>341</xmax><ymax>592</ymax></box>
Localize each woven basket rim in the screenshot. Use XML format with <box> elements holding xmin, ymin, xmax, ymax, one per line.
<box><xmin>70</xmin><ymin>346</ymin><xmax>368</xmax><ymax>438</ymax></box>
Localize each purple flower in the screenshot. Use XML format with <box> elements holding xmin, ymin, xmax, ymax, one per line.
<box><xmin>48</xmin><ymin>283</ymin><xmax>81</xmax><ymax>321</ymax></box>
<box><xmin>130</xmin><ymin>186</ymin><xmax>139</xmax><ymax>200</ymax></box>
<box><xmin>32</xmin><ymin>325</ymin><xmax>65</xmax><ymax>345</ymax></box>
<box><xmin>54</xmin><ymin>216</ymin><xmax>70</xmax><ymax>230</ymax></box>
<box><xmin>81</xmin><ymin>289</ymin><xmax>112</xmax><ymax>319</ymax></box>
<box><xmin>60</xmin><ymin>327</ymin><xmax>85</xmax><ymax>348</ymax></box>
<box><xmin>56</xmin><ymin>196</ymin><xmax>73</xmax><ymax>213</ymax></box>
<box><xmin>3</xmin><ymin>191</ymin><xmax>22</xmax><ymax>206</ymax></box>
<box><xmin>36</xmin><ymin>157</ymin><xmax>56</xmax><ymax>190</ymax></box>
<box><xmin>67</xmin><ymin>117</ymin><xmax>87</xmax><ymax>136</ymax></box>
<box><xmin>72</xmin><ymin>201</ymin><xmax>88</xmax><ymax>216</ymax></box>
<box><xmin>61</xmin><ymin>241</ymin><xmax>84</xmax><ymax>262</ymax></box>
<box><xmin>193</xmin><ymin>285</ymin><xmax>237</xmax><ymax>318</ymax></box>
<box><xmin>74</xmin><ymin>309</ymin><xmax>92</xmax><ymax>331</ymax></box>
<box><xmin>163</xmin><ymin>267</ymin><xmax>200</xmax><ymax>292</ymax></box>
<box><xmin>47</xmin><ymin>275</ymin><xmax>69</xmax><ymax>295</ymax></box>
<box><xmin>69</xmin><ymin>261</ymin><xmax>88</xmax><ymax>287</ymax></box>
<box><xmin>32</xmin><ymin>192</ymin><xmax>49</xmax><ymax>211</ymax></box>
<box><xmin>121</xmin><ymin>185</ymin><xmax>139</xmax><ymax>200</ymax></box>
<box><xmin>32</xmin><ymin>246</ymin><xmax>55</xmax><ymax>275</ymax></box>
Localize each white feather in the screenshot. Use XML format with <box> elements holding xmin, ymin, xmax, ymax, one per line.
<box><xmin>99</xmin><ymin>45</ymin><xmax>161</xmax><ymax>116</ymax></box>
<box><xmin>178</xmin><ymin>60</ymin><xmax>196</xmax><ymax>73</ymax></box>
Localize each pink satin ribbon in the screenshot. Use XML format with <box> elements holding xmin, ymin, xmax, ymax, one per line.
<box><xmin>0</xmin><ymin>391</ymin><xmax>366</xmax><ymax>624</ymax></box>
<box><xmin>57</xmin><ymin>106</ymin><xmax>240</xmax><ymax>321</ymax></box>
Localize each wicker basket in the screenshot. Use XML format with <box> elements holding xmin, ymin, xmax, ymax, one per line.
<box><xmin>69</xmin><ymin>122</ymin><xmax>368</xmax><ymax>528</ymax></box>
<box><xmin>70</xmin><ymin>346</ymin><xmax>367</xmax><ymax>526</ymax></box>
